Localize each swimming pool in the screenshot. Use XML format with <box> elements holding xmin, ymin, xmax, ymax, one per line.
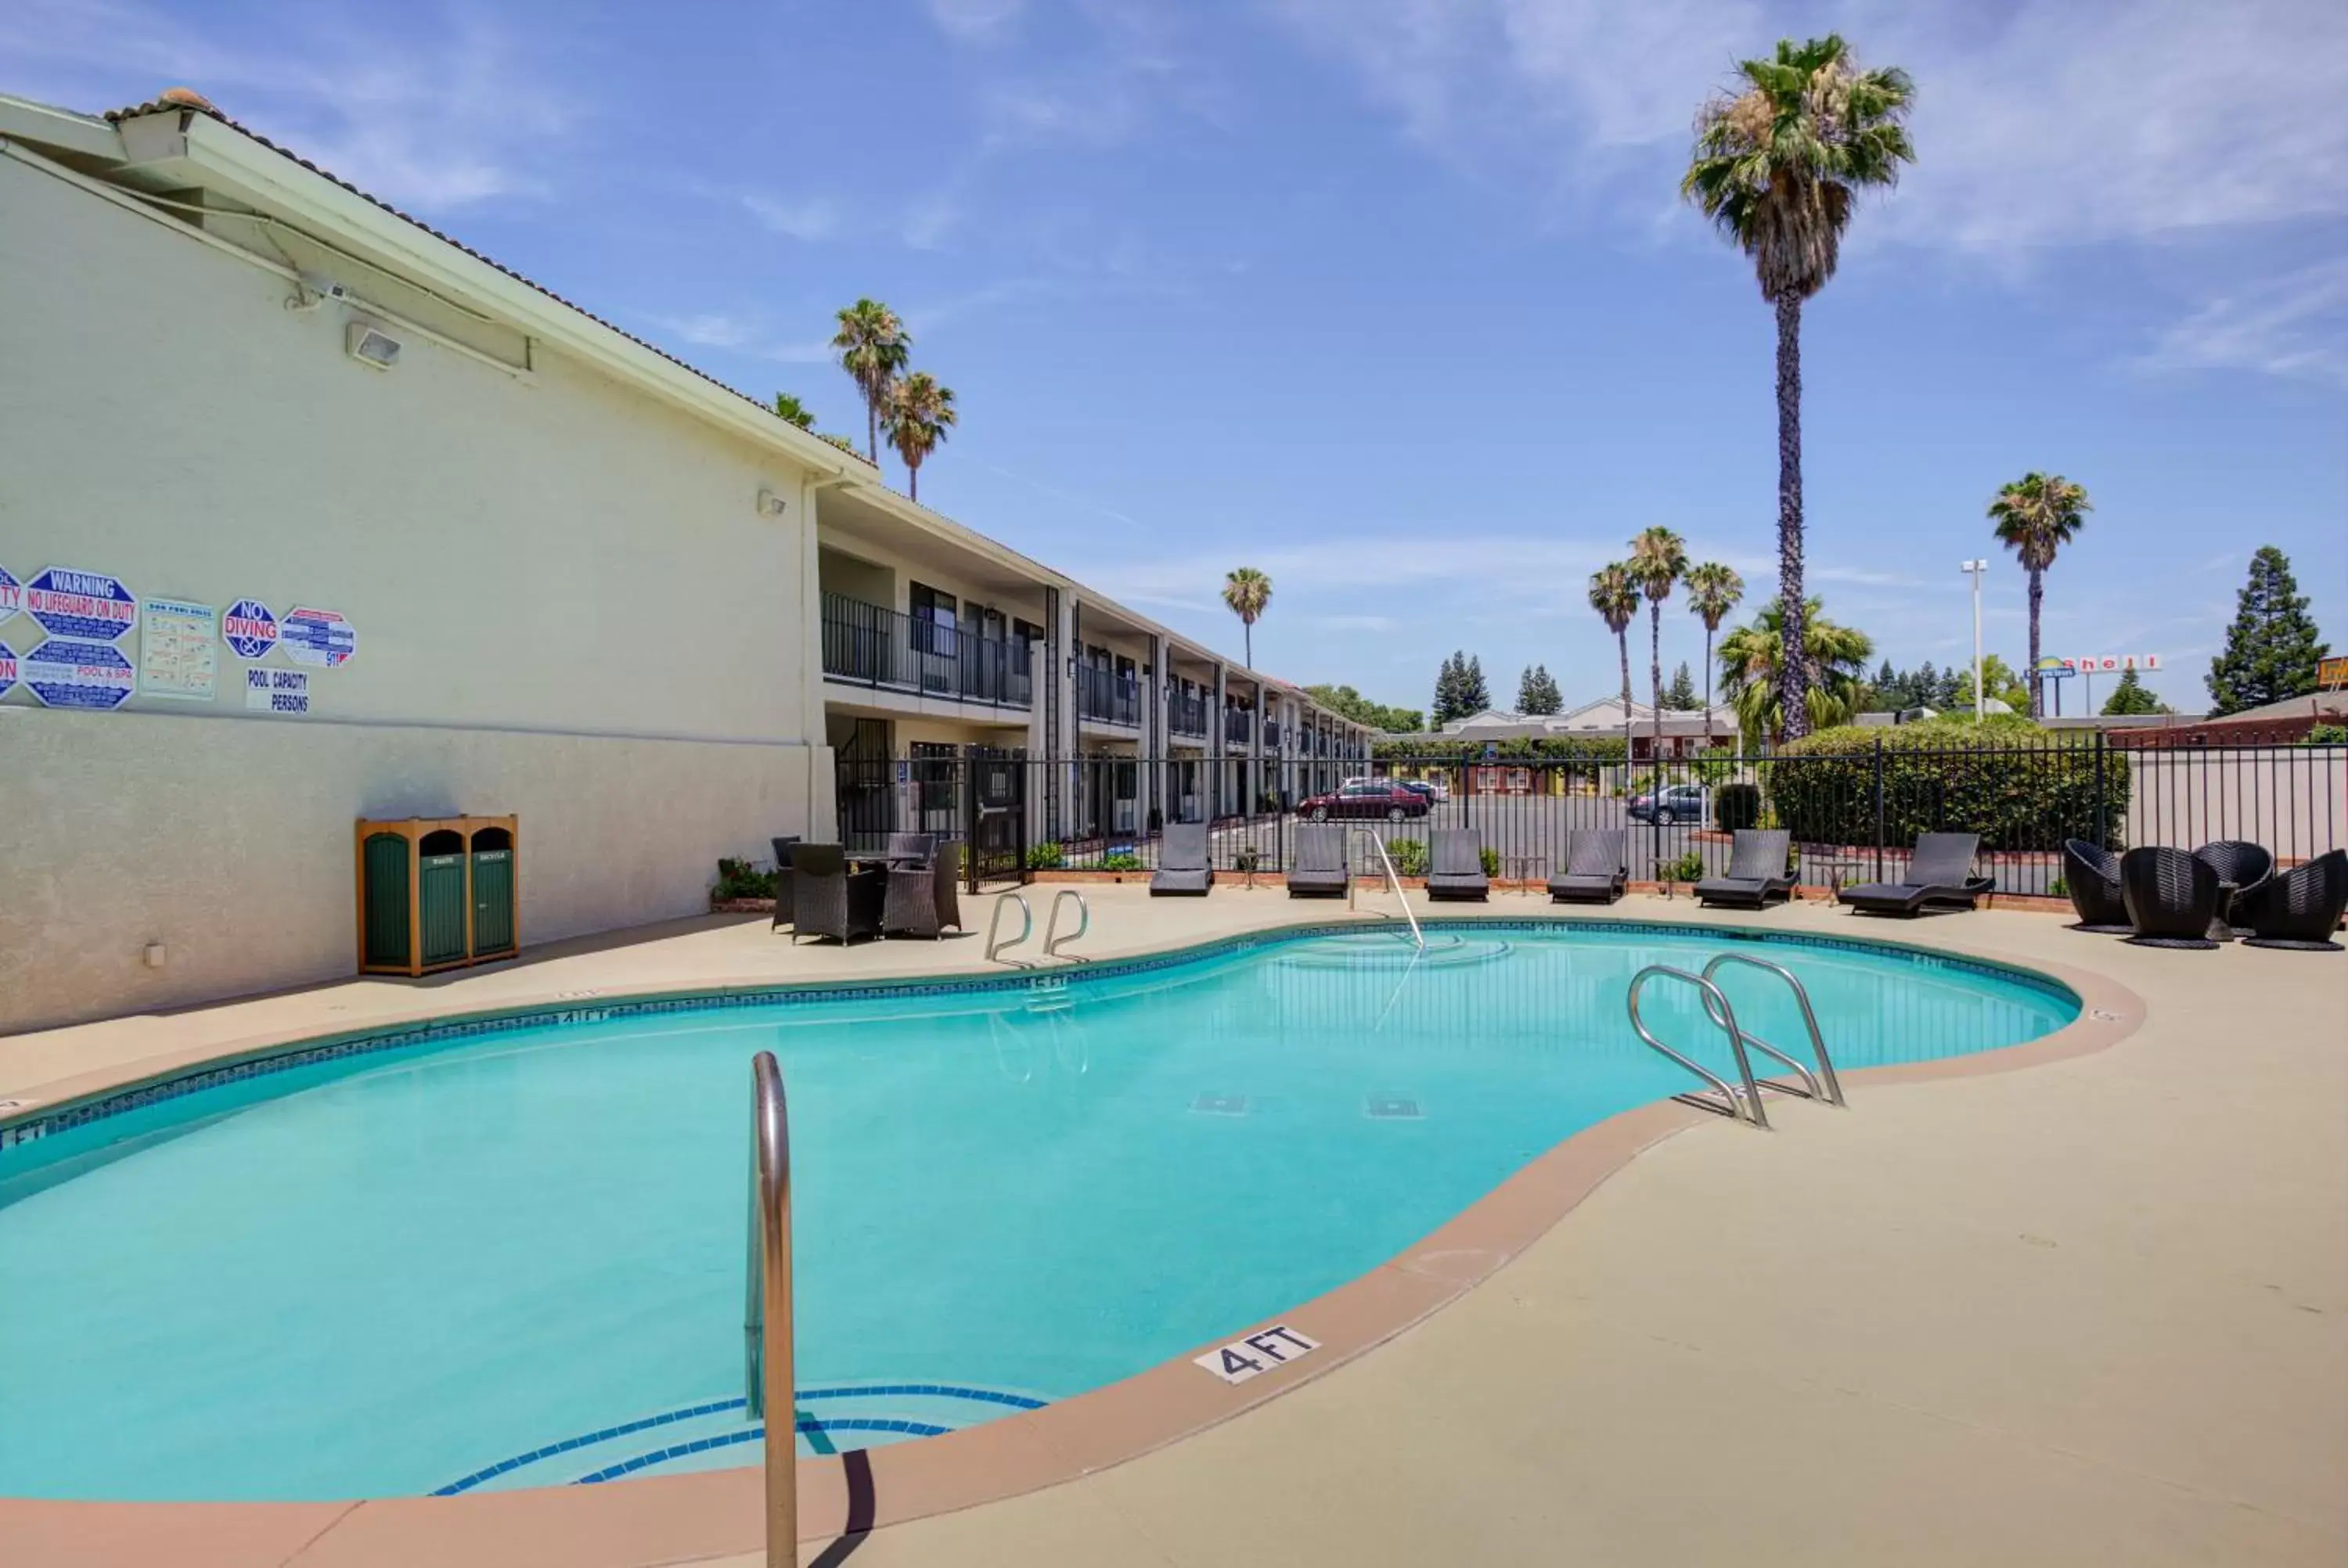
<box><xmin>0</xmin><ymin>921</ymin><xmax>2074</xmax><ymax>1501</ymax></box>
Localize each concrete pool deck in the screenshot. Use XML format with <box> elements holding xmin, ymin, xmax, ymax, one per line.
<box><xmin>3</xmin><ymin>886</ymin><xmax>2343</xmax><ymax>1566</ymax></box>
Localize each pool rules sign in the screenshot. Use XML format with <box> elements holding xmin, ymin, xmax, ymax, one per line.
<box><xmin>1194</xmin><ymin>1324</ymin><xmax>1320</xmax><ymax>1385</ymax></box>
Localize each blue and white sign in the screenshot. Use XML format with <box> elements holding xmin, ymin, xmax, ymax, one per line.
<box><xmin>223</xmin><ymin>599</ymin><xmax>279</xmax><ymax>660</ymax></box>
<box><xmin>0</xmin><ymin>565</ymin><xmax>21</xmax><ymax>624</ymax></box>
<box><xmin>26</xmin><ymin>567</ymin><xmax>138</xmax><ymax>642</ymax></box>
<box><xmin>23</xmin><ymin>638</ymin><xmax>136</xmax><ymax>710</ymax></box>
<box><xmin>0</xmin><ymin>642</ymin><xmax>16</xmax><ymax>699</ymax></box>
<box><xmin>244</xmin><ymin>667</ymin><xmax>310</xmax><ymax>715</ymax></box>
<box><xmin>281</xmin><ymin>605</ymin><xmax>356</xmax><ymax>668</ymax></box>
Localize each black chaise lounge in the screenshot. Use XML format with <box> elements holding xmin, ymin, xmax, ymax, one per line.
<box><xmin>1694</xmin><ymin>829</ymin><xmax>1794</xmax><ymax>909</ymax></box>
<box><xmin>1150</xmin><ymin>822</ymin><xmax>1213</xmax><ymax>896</ymax></box>
<box><xmin>1287</xmin><ymin>825</ymin><xmax>1350</xmax><ymax>897</ymax></box>
<box><xmin>2192</xmin><ymin>839</ymin><xmax>2274</xmax><ymax>937</ymax></box>
<box><xmin>790</xmin><ymin>843</ymin><xmax>884</xmax><ymax>944</ymax></box>
<box><xmin>2119</xmin><ymin>845</ymin><xmax>2223</xmax><ymax>950</ymax></box>
<box><xmin>1547</xmin><ymin>829</ymin><xmax>1627</xmax><ymax>904</ymax></box>
<box><xmin>769</xmin><ymin>835</ymin><xmax>800</xmax><ymax>931</ymax></box>
<box><xmin>1837</xmin><ymin>832</ymin><xmax>1995</xmax><ymax>917</ymax></box>
<box><xmin>1425</xmin><ymin>829</ymin><xmax>1489</xmax><ymax>901</ymax></box>
<box><xmin>2231</xmin><ymin>848</ymin><xmax>2347</xmax><ymax>951</ymax></box>
<box><xmin>2062</xmin><ymin>839</ymin><xmax>2130</xmax><ymax>933</ymax></box>
<box><xmin>883</xmin><ymin>840</ymin><xmax>963</xmax><ymax>939</ymax></box>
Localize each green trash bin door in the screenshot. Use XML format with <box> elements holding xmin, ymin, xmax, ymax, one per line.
<box><xmin>362</xmin><ymin>833</ymin><xmax>410</xmax><ymax>969</ymax></box>
<box><xmin>470</xmin><ymin>827</ymin><xmax>515</xmax><ymax>957</ymax></box>
<box><xmin>418</xmin><ymin>829</ymin><xmax>469</xmax><ymax>966</ymax></box>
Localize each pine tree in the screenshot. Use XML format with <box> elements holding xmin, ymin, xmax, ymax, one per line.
<box><xmin>1461</xmin><ymin>656</ymin><xmax>1491</xmax><ymax>713</ymax></box>
<box><xmin>2207</xmin><ymin>547</ymin><xmax>2329</xmax><ymax>715</ymax></box>
<box><xmin>1517</xmin><ymin>663</ymin><xmax>1562</xmax><ymax>715</ymax></box>
<box><xmin>2101</xmin><ymin>667</ymin><xmax>2168</xmax><ymax>717</ymax></box>
<box><xmin>1870</xmin><ymin>659</ymin><xmax>1896</xmax><ymax>708</ymax></box>
<box><xmin>1910</xmin><ymin>660</ymin><xmax>1938</xmax><ymax>712</ymax></box>
<box><xmin>1665</xmin><ymin>662</ymin><xmax>1700</xmax><ymax>710</ymax></box>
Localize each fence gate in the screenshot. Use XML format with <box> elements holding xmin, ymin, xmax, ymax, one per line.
<box><xmin>965</xmin><ymin>753</ymin><xmax>1027</xmax><ymax>887</ymax></box>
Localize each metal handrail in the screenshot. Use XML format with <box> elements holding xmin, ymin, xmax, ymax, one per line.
<box><xmin>985</xmin><ymin>891</ymin><xmax>1033</xmax><ymax>963</ymax></box>
<box><xmin>744</xmin><ymin>1052</ymin><xmax>796</xmax><ymax>1565</ymax></box>
<box><xmin>1043</xmin><ymin>887</ymin><xmax>1090</xmax><ymax>959</ymax></box>
<box><xmin>1626</xmin><ymin>965</ymin><xmax>1770</xmax><ymax>1128</ymax></box>
<box><xmin>1701</xmin><ymin>953</ymin><xmax>1846</xmax><ymax>1106</ymax></box>
<box><xmin>1350</xmin><ymin>830</ymin><xmax>1424</xmax><ymax>949</ymax></box>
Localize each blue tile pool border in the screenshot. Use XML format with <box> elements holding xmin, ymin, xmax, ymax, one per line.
<box><xmin>0</xmin><ymin>916</ymin><xmax>2079</xmax><ymax>1157</ymax></box>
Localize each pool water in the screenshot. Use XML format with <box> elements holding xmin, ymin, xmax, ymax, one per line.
<box><xmin>0</xmin><ymin>923</ymin><xmax>2073</xmax><ymax>1501</ymax></box>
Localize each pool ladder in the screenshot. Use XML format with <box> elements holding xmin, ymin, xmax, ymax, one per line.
<box><xmin>1625</xmin><ymin>954</ymin><xmax>1845</xmax><ymax>1131</ymax></box>
<box><xmin>744</xmin><ymin>1052</ymin><xmax>796</xmax><ymax>1566</ymax></box>
<box><xmin>984</xmin><ymin>889</ymin><xmax>1089</xmax><ymax>965</ymax></box>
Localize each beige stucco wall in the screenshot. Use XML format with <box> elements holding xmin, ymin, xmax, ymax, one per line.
<box><xmin>0</xmin><ymin>148</ymin><xmax>828</xmax><ymax>1032</ymax></box>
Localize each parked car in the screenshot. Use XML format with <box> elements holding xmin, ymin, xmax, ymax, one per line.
<box><xmin>1395</xmin><ymin>779</ymin><xmax>1447</xmax><ymax>807</ymax></box>
<box><xmin>1629</xmin><ymin>783</ymin><xmax>1711</xmax><ymax>825</ymax></box>
<box><xmin>1298</xmin><ymin>781</ymin><xmax>1430</xmax><ymax>822</ymax></box>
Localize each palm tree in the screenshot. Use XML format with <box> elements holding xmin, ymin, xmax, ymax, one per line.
<box><xmin>1223</xmin><ymin>568</ymin><xmax>1273</xmax><ymax>669</ymax></box>
<box><xmin>884</xmin><ymin>372</ymin><xmax>957</xmax><ymax>502</ymax></box>
<box><xmin>1627</xmin><ymin>527</ymin><xmax>1687</xmax><ymax>766</ymax></box>
<box><xmin>1986</xmin><ymin>472</ymin><xmax>2092</xmax><ymax>718</ymax></box>
<box><xmin>830</xmin><ymin>298</ymin><xmax>909</xmax><ymax>464</ymax></box>
<box><xmin>1683</xmin><ymin>35</ymin><xmax>1915</xmax><ymax>740</ymax></box>
<box><xmin>1716</xmin><ymin>597</ymin><xmax>1876</xmax><ymax>748</ymax></box>
<box><xmin>1588</xmin><ymin>563</ymin><xmax>1640</xmax><ymax>758</ymax></box>
<box><xmin>771</xmin><ymin>392</ymin><xmax>816</xmax><ymax>430</ymax></box>
<box><xmin>1684</xmin><ymin>561</ymin><xmax>1745</xmax><ymax>717</ymax></box>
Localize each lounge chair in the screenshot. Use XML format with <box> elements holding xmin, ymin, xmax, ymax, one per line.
<box><xmin>790</xmin><ymin>843</ymin><xmax>884</xmax><ymax>944</ymax></box>
<box><xmin>1547</xmin><ymin>829</ymin><xmax>1626</xmax><ymax>904</ymax></box>
<box><xmin>1425</xmin><ymin>829</ymin><xmax>1489</xmax><ymax>902</ymax></box>
<box><xmin>884</xmin><ymin>840</ymin><xmax>963</xmax><ymax>939</ymax></box>
<box><xmin>1837</xmin><ymin>833</ymin><xmax>1994</xmax><ymax>917</ymax></box>
<box><xmin>2062</xmin><ymin>840</ymin><xmax>2130</xmax><ymax>933</ymax></box>
<box><xmin>2192</xmin><ymin>840</ymin><xmax>2274</xmax><ymax>937</ymax></box>
<box><xmin>2231</xmin><ymin>848</ymin><xmax>2346</xmax><ymax>951</ymax></box>
<box><xmin>769</xmin><ymin>836</ymin><xmax>800</xmax><ymax>931</ymax></box>
<box><xmin>2119</xmin><ymin>846</ymin><xmax>2223</xmax><ymax>950</ymax></box>
<box><xmin>1694</xmin><ymin>829</ymin><xmax>1794</xmax><ymax>909</ymax></box>
<box><xmin>1287</xmin><ymin>825</ymin><xmax>1350</xmax><ymax>898</ymax></box>
<box><xmin>1151</xmin><ymin>822</ymin><xmax>1213</xmax><ymax>896</ymax></box>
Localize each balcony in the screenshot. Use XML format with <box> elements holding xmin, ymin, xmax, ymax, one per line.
<box><xmin>1075</xmin><ymin>665</ymin><xmax>1140</xmax><ymax>728</ymax></box>
<box><xmin>1169</xmin><ymin>692</ymin><xmax>1209</xmax><ymax>739</ymax></box>
<box><xmin>1224</xmin><ymin>708</ymin><xmax>1252</xmax><ymax>746</ymax></box>
<box><xmin>1264</xmin><ymin>721</ymin><xmax>1282</xmax><ymax>751</ymax></box>
<box><xmin>821</xmin><ymin>593</ymin><xmax>1032</xmax><ymax>710</ymax></box>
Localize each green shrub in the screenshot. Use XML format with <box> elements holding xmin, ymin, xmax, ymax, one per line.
<box><xmin>2305</xmin><ymin>723</ymin><xmax>2348</xmax><ymax>746</ymax></box>
<box><xmin>1385</xmin><ymin>837</ymin><xmax>1429</xmax><ymax>877</ymax></box>
<box><xmin>1660</xmin><ymin>849</ymin><xmax>1705</xmax><ymax>883</ymax></box>
<box><xmin>714</xmin><ymin>857</ymin><xmax>776</xmax><ymax>901</ymax></box>
<box><xmin>1479</xmin><ymin>845</ymin><xmax>1501</xmax><ymax>878</ymax></box>
<box><xmin>1234</xmin><ymin>845</ymin><xmax>1261</xmax><ymax>872</ymax></box>
<box><xmin>1715</xmin><ymin>782</ymin><xmax>1762</xmax><ymax>831</ymax></box>
<box><xmin>1100</xmin><ymin>851</ymin><xmax>1143</xmax><ymax>872</ymax></box>
<box><xmin>1766</xmin><ymin>717</ymin><xmax>2129</xmax><ymax>851</ymax></box>
<box><xmin>1025</xmin><ymin>840</ymin><xmax>1065</xmax><ymax>870</ymax></box>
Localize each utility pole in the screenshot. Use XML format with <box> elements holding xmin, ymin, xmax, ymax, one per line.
<box><xmin>1960</xmin><ymin>559</ymin><xmax>1987</xmax><ymax>721</ymax></box>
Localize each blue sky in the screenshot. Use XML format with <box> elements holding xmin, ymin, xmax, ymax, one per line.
<box><xmin>6</xmin><ymin>0</ymin><xmax>2343</xmax><ymax>715</ymax></box>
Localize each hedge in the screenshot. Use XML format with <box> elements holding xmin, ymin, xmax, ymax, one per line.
<box><xmin>1763</xmin><ymin>717</ymin><xmax>2130</xmax><ymax>851</ymax></box>
<box><xmin>1715</xmin><ymin>782</ymin><xmax>1762</xmax><ymax>831</ymax></box>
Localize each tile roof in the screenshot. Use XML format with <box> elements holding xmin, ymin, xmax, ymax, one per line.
<box><xmin>99</xmin><ymin>95</ymin><xmax>875</xmax><ymax>467</ymax></box>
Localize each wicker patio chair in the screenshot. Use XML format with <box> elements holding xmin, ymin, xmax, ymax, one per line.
<box><xmin>1547</xmin><ymin>829</ymin><xmax>1627</xmax><ymax>904</ymax></box>
<box><xmin>884</xmin><ymin>840</ymin><xmax>964</xmax><ymax>939</ymax></box>
<box><xmin>1838</xmin><ymin>833</ymin><xmax>1995</xmax><ymax>917</ymax></box>
<box><xmin>769</xmin><ymin>836</ymin><xmax>800</xmax><ymax>932</ymax></box>
<box><xmin>2062</xmin><ymin>840</ymin><xmax>2130</xmax><ymax>933</ymax></box>
<box><xmin>2231</xmin><ymin>848</ymin><xmax>2346</xmax><ymax>951</ymax></box>
<box><xmin>1694</xmin><ymin>829</ymin><xmax>1793</xmax><ymax>909</ymax></box>
<box><xmin>1425</xmin><ymin>829</ymin><xmax>1489</xmax><ymax>901</ymax></box>
<box><xmin>2192</xmin><ymin>840</ymin><xmax>2274</xmax><ymax>937</ymax></box>
<box><xmin>884</xmin><ymin>831</ymin><xmax>936</xmax><ymax>868</ymax></box>
<box><xmin>790</xmin><ymin>843</ymin><xmax>884</xmax><ymax>945</ymax></box>
<box><xmin>1287</xmin><ymin>825</ymin><xmax>1350</xmax><ymax>897</ymax></box>
<box><xmin>2119</xmin><ymin>846</ymin><xmax>2223</xmax><ymax>950</ymax></box>
<box><xmin>1151</xmin><ymin>822</ymin><xmax>1213</xmax><ymax>896</ymax></box>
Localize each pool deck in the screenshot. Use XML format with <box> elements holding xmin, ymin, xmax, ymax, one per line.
<box><xmin>4</xmin><ymin>886</ymin><xmax>2343</xmax><ymax>1566</ymax></box>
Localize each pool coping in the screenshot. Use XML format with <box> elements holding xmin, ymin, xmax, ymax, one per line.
<box><xmin>0</xmin><ymin>913</ymin><xmax>2146</xmax><ymax>1568</ymax></box>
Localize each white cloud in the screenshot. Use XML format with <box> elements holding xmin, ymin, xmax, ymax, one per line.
<box><xmin>2137</xmin><ymin>257</ymin><xmax>2348</xmax><ymax>386</ymax></box>
<box><xmin>643</xmin><ymin>311</ymin><xmax>832</xmax><ymax>364</ymax></box>
<box><xmin>927</xmin><ymin>0</ymin><xmax>1028</xmax><ymax>43</ymax></box>
<box><xmin>740</xmin><ymin>192</ymin><xmax>842</xmax><ymax>242</ymax></box>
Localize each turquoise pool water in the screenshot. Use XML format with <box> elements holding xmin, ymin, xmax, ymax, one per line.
<box><xmin>0</xmin><ymin>922</ymin><xmax>2073</xmax><ymax>1501</ymax></box>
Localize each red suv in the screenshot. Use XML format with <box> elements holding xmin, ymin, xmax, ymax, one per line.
<box><xmin>1298</xmin><ymin>780</ymin><xmax>1430</xmax><ymax>822</ymax></box>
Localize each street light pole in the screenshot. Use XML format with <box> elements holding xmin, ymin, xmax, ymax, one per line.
<box><xmin>1960</xmin><ymin>559</ymin><xmax>1987</xmax><ymax>721</ymax></box>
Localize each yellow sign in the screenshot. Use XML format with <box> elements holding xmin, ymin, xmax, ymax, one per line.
<box><xmin>2320</xmin><ymin>655</ymin><xmax>2348</xmax><ymax>691</ymax></box>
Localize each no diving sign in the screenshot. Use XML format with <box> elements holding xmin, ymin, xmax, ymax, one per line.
<box><xmin>1193</xmin><ymin>1323</ymin><xmax>1320</xmax><ymax>1385</ymax></box>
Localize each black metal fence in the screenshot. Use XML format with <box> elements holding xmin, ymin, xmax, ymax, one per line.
<box><xmin>820</xmin><ymin>741</ymin><xmax>2344</xmax><ymax>897</ymax></box>
<box><xmin>820</xmin><ymin>593</ymin><xmax>1033</xmax><ymax>710</ymax></box>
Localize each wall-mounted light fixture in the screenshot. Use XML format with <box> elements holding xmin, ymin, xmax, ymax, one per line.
<box><xmin>345</xmin><ymin>319</ymin><xmax>402</xmax><ymax>370</ymax></box>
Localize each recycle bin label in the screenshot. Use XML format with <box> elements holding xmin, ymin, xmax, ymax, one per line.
<box><xmin>23</xmin><ymin>638</ymin><xmax>136</xmax><ymax>710</ymax></box>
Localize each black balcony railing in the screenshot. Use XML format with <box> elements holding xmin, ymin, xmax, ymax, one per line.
<box><xmin>821</xmin><ymin>593</ymin><xmax>1033</xmax><ymax>710</ymax></box>
<box><xmin>1264</xmin><ymin>721</ymin><xmax>1282</xmax><ymax>751</ymax></box>
<box><xmin>1169</xmin><ymin>692</ymin><xmax>1209</xmax><ymax>738</ymax></box>
<box><xmin>1075</xmin><ymin>666</ymin><xmax>1141</xmax><ymax>727</ymax></box>
<box><xmin>1225</xmin><ymin>708</ymin><xmax>1252</xmax><ymax>746</ymax></box>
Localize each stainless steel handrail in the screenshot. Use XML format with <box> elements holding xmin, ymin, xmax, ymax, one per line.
<box><xmin>985</xmin><ymin>891</ymin><xmax>1033</xmax><ymax>964</ymax></box>
<box><xmin>1350</xmin><ymin>830</ymin><xmax>1425</xmax><ymax>948</ymax></box>
<box><xmin>1626</xmin><ymin>965</ymin><xmax>1770</xmax><ymax>1128</ymax></box>
<box><xmin>1043</xmin><ymin>888</ymin><xmax>1089</xmax><ymax>959</ymax></box>
<box><xmin>1701</xmin><ymin>953</ymin><xmax>1846</xmax><ymax>1107</ymax></box>
<box><xmin>744</xmin><ymin>1052</ymin><xmax>796</xmax><ymax>1565</ymax></box>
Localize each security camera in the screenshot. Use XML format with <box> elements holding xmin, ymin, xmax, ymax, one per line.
<box><xmin>284</xmin><ymin>270</ymin><xmax>352</xmax><ymax>312</ymax></box>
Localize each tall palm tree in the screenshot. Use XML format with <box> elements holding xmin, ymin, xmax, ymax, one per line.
<box><xmin>1683</xmin><ymin>35</ymin><xmax>1914</xmax><ymax>740</ymax></box>
<box><xmin>1223</xmin><ymin>568</ymin><xmax>1273</xmax><ymax>669</ymax></box>
<box><xmin>1588</xmin><ymin>563</ymin><xmax>1640</xmax><ymax>759</ymax></box>
<box><xmin>884</xmin><ymin>372</ymin><xmax>957</xmax><ymax>502</ymax></box>
<box><xmin>770</xmin><ymin>392</ymin><xmax>816</xmax><ymax>430</ymax></box>
<box><xmin>830</xmin><ymin>298</ymin><xmax>909</xmax><ymax>464</ymax></box>
<box><xmin>1627</xmin><ymin>527</ymin><xmax>1688</xmax><ymax>766</ymax></box>
<box><xmin>1684</xmin><ymin>561</ymin><xmax>1745</xmax><ymax>717</ymax></box>
<box><xmin>1716</xmin><ymin>597</ymin><xmax>1875</xmax><ymax>748</ymax></box>
<box><xmin>1986</xmin><ymin>471</ymin><xmax>2092</xmax><ymax>718</ymax></box>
